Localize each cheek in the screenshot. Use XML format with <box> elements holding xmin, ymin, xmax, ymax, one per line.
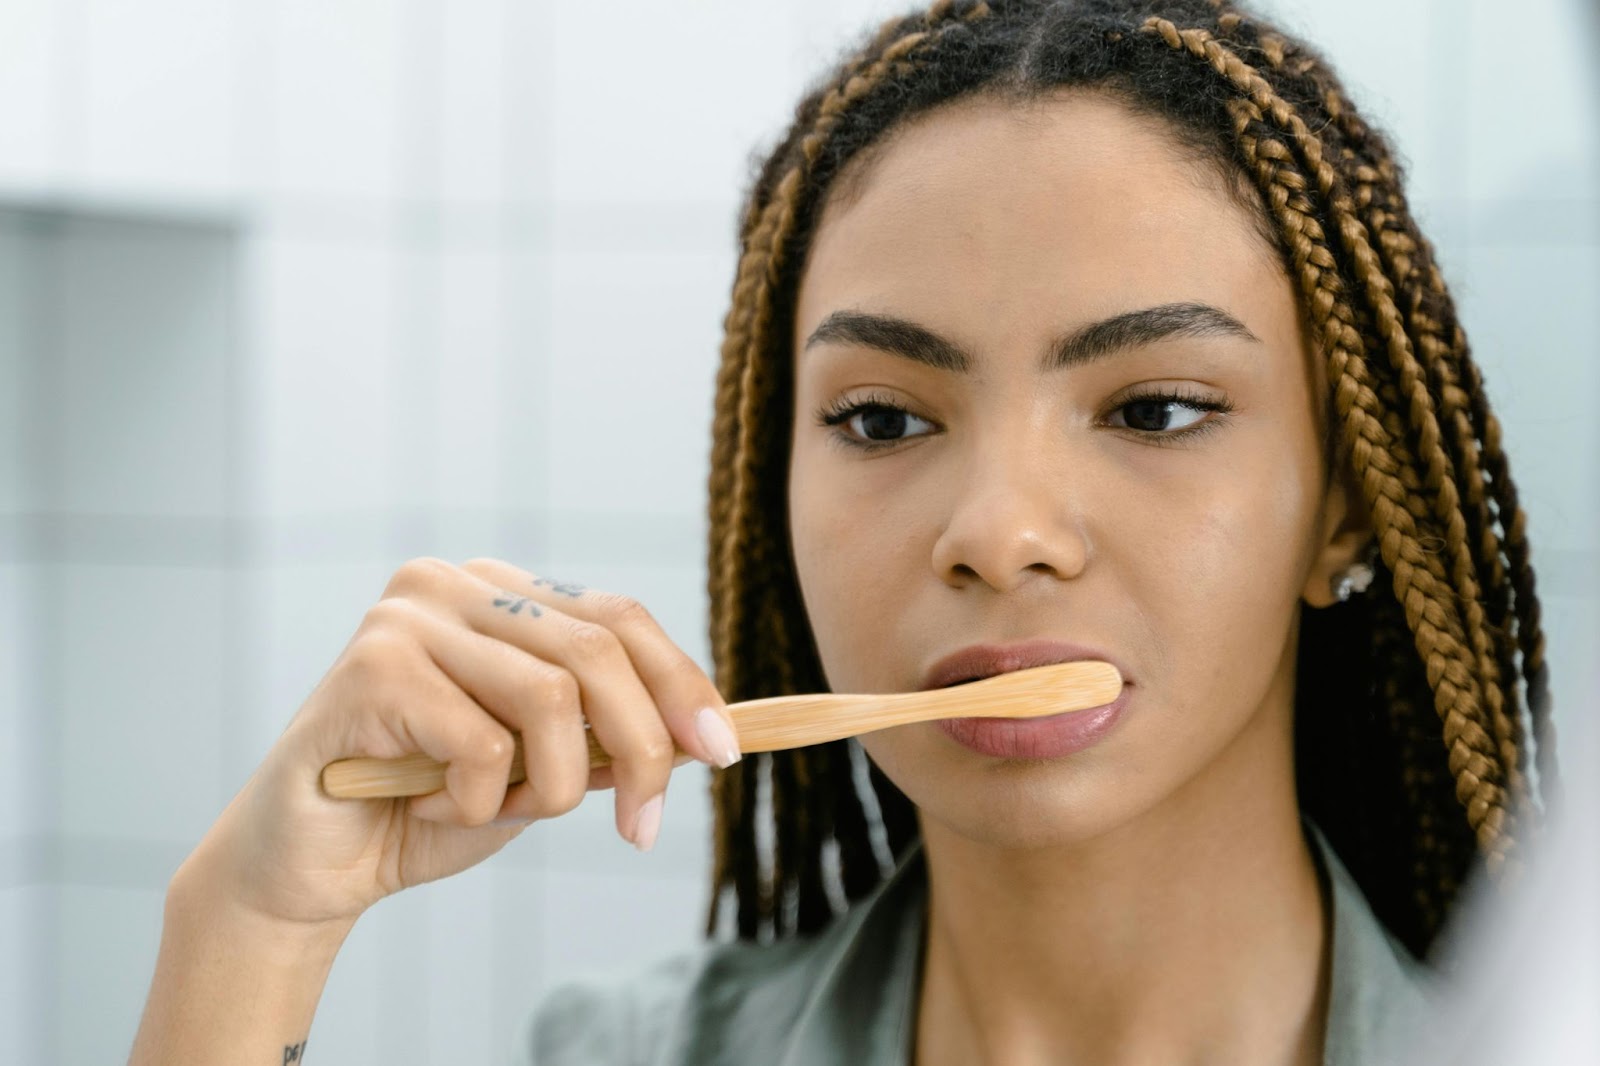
<box><xmin>787</xmin><ymin>444</ymin><xmax>912</xmax><ymax>668</ymax></box>
<box><xmin>1124</xmin><ymin>431</ymin><xmax>1322</xmax><ymax>697</ymax></box>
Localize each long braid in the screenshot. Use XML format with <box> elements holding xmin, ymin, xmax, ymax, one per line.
<box><xmin>1234</xmin><ymin>5</ymin><xmax>1558</xmax><ymax>814</ymax></box>
<box><xmin>1140</xmin><ymin>17</ymin><xmax>1523</xmax><ymax>875</ymax></box>
<box><xmin>826</xmin><ymin>740</ymin><xmax>885</xmax><ymax>902</ymax></box>
<box><xmin>1234</xmin><ymin>12</ymin><xmax>1524</xmax><ymax>784</ymax></box>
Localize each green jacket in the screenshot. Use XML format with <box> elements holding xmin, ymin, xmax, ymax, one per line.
<box><xmin>522</xmin><ymin>819</ymin><xmax>1444</xmax><ymax>1065</ymax></box>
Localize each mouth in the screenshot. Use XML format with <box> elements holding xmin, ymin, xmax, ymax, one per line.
<box><xmin>920</xmin><ymin>638</ymin><xmax>1129</xmax><ymax>693</ymax></box>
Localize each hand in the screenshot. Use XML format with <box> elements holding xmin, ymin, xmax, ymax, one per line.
<box><xmin>174</xmin><ymin>557</ymin><xmax>741</xmax><ymax>928</ymax></box>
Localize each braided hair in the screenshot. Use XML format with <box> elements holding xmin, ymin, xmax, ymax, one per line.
<box><xmin>702</xmin><ymin>0</ymin><xmax>1557</xmax><ymax>963</ymax></box>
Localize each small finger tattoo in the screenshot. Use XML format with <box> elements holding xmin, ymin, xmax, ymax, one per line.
<box><xmin>532</xmin><ymin>576</ymin><xmax>586</xmax><ymax>597</ymax></box>
<box><xmin>493</xmin><ymin>595</ymin><xmax>544</xmax><ymax>617</ymax></box>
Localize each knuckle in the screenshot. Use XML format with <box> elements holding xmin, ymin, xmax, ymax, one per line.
<box><xmin>362</xmin><ymin>595</ymin><xmax>423</xmax><ymax>633</ymax></box>
<box><xmin>593</xmin><ymin>590</ymin><xmax>652</xmax><ymax>626</ymax></box>
<box><xmin>532</xmin><ymin>776</ymin><xmax>586</xmax><ymax>819</ymax></box>
<box><xmin>478</xmin><ymin>729</ymin><xmax>515</xmax><ymax>767</ymax></box>
<box><xmin>385</xmin><ymin>555</ymin><xmax>454</xmax><ymax>597</ymax></box>
<box><xmin>630</xmin><ymin>730</ymin><xmax>677</xmax><ymax>766</ymax></box>
<box><xmin>459</xmin><ymin>556</ymin><xmax>503</xmax><ymax>576</ymax></box>
<box><xmin>564</xmin><ymin>619</ymin><xmax>622</xmax><ymax>663</ymax></box>
<box><xmin>525</xmin><ymin>664</ymin><xmax>580</xmax><ymax>712</ymax></box>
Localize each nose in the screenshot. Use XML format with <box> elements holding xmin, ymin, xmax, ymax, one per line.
<box><xmin>929</xmin><ymin>435</ymin><xmax>1090</xmax><ymax>592</ymax></box>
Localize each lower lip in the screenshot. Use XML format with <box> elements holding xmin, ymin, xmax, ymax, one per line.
<box><xmin>936</xmin><ymin>683</ymin><xmax>1131</xmax><ymax>759</ymax></box>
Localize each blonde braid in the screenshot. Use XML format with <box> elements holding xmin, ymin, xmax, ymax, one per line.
<box><xmin>1139</xmin><ymin>17</ymin><xmax>1520</xmax><ymax>874</ymax></box>
<box><xmin>1242</xmin><ymin>6</ymin><xmax>1555</xmax><ymax>814</ymax></box>
<box><xmin>1248</xmin><ymin>20</ymin><xmax>1536</xmax><ymax>806</ymax></box>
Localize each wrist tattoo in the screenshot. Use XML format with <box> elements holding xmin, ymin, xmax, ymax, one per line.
<box><xmin>284</xmin><ymin>1039</ymin><xmax>308</xmax><ymax>1064</ymax></box>
<box><xmin>493</xmin><ymin>595</ymin><xmax>544</xmax><ymax>617</ymax></box>
<box><xmin>532</xmin><ymin>576</ymin><xmax>586</xmax><ymax>597</ymax></box>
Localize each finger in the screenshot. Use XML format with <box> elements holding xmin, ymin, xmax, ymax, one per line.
<box><xmin>583</xmin><ymin>749</ymin><xmax>698</xmax><ymax>794</ymax></box>
<box><xmin>415</xmin><ymin>567</ymin><xmax>678</xmax><ymax>849</ymax></box>
<box><xmin>381</xmin><ymin>598</ymin><xmax>591</xmax><ymax>824</ymax></box>
<box><xmin>326</xmin><ymin>622</ymin><xmax>516</xmax><ymax>829</ymax></box>
<box><xmin>459</xmin><ymin>558</ymin><xmax>741</xmax><ymax>770</ymax></box>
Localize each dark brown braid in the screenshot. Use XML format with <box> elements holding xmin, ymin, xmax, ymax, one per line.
<box><xmin>702</xmin><ymin>0</ymin><xmax>1557</xmax><ymax>960</ymax></box>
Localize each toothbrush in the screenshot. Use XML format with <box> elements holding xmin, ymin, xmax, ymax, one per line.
<box><xmin>320</xmin><ymin>659</ymin><xmax>1123</xmax><ymax>799</ymax></box>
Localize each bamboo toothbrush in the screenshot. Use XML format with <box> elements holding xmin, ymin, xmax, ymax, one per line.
<box><xmin>320</xmin><ymin>659</ymin><xmax>1122</xmax><ymax>800</ymax></box>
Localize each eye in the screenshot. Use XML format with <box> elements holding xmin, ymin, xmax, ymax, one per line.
<box><xmin>815</xmin><ymin>393</ymin><xmax>936</xmax><ymax>452</ymax></box>
<box><xmin>1106</xmin><ymin>388</ymin><xmax>1231</xmax><ymax>437</ymax></box>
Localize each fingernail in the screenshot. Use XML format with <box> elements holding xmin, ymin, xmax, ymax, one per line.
<box><xmin>492</xmin><ymin>815</ymin><xmax>534</xmax><ymax>828</ymax></box>
<box><xmin>694</xmin><ymin>707</ymin><xmax>742</xmax><ymax>768</ymax></box>
<box><xmin>631</xmin><ymin>793</ymin><xmax>664</xmax><ymax>852</ymax></box>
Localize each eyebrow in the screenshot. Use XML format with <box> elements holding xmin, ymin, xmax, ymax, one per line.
<box><xmin>801</xmin><ymin>301</ymin><xmax>1261</xmax><ymax>373</ymax></box>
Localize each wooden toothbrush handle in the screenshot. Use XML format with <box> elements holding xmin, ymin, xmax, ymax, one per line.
<box><xmin>321</xmin><ymin>729</ymin><xmax>649</xmax><ymax>800</ymax></box>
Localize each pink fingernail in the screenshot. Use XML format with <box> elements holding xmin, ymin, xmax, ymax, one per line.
<box><xmin>694</xmin><ymin>707</ymin><xmax>742</xmax><ymax>768</ymax></box>
<box><xmin>631</xmin><ymin>794</ymin><xmax>664</xmax><ymax>852</ymax></box>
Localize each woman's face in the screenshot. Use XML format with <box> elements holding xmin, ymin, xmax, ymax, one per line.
<box><xmin>788</xmin><ymin>91</ymin><xmax>1366</xmax><ymax>848</ymax></box>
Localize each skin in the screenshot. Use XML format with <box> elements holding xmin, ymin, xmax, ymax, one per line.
<box><xmin>788</xmin><ymin>90</ymin><xmax>1373</xmax><ymax>1066</ymax></box>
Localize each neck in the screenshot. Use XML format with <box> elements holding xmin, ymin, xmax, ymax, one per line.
<box><xmin>913</xmin><ymin>695</ymin><xmax>1331</xmax><ymax>1066</ymax></box>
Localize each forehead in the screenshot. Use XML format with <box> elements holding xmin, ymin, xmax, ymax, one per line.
<box><xmin>794</xmin><ymin>91</ymin><xmax>1286</xmax><ymax>352</ymax></box>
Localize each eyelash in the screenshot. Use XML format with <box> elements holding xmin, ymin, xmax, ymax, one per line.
<box><xmin>814</xmin><ymin>386</ymin><xmax>1235</xmax><ymax>453</ymax></box>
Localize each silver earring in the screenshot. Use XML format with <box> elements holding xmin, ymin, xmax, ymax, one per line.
<box><xmin>1333</xmin><ymin>560</ymin><xmax>1375</xmax><ymax>602</ymax></box>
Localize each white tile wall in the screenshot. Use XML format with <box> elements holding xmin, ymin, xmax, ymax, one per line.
<box><xmin>437</xmin><ymin>0</ymin><xmax>510</xmax><ymax>207</ymax></box>
<box><xmin>0</xmin><ymin>0</ymin><xmax>66</xmax><ymax>189</ymax></box>
<box><xmin>0</xmin><ymin>209</ymin><xmax>46</xmax><ymax>1065</ymax></box>
<box><xmin>43</xmin><ymin>216</ymin><xmax>234</xmax><ymax>519</ymax></box>
<box><xmin>54</xmin><ymin>565</ymin><xmax>229</xmax><ymax>845</ymax></box>
<box><xmin>1462</xmin><ymin>0</ymin><xmax>1600</xmax><ymax>205</ymax></box>
<box><xmin>0</xmin><ymin>213</ymin><xmax>35</xmax><ymax>516</ymax></box>
<box><xmin>79</xmin><ymin>0</ymin><xmax>238</xmax><ymax>198</ymax></box>
<box><xmin>0</xmin><ymin>220</ymin><xmax>31</xmax><ymax>855</ymax></box>
<box><xmin>250</xmin><ymin>228</ymin><xmax>401</xmax><ymax>516</ymax></box>
<box><xmin>534</xmin><ymin>865</ymin><xmax>709</xmax><ymax>994</ymax></box>
<box><xmin>54</xmin><ymin>882</ymin><xmax>166</xmax><ymax>1065</ymax></box>
<box><xmin>545</xmin><ymin>1</ymin><xmax>805</xmax><ymax>208</ymax></box>
<box><xmin>268</xmin><ymin>0</ymin><xmax>407</xmax><ymax>204</ymax></box>
<box><xmin>0</xmin><ymin>565</ymin><xmax>29</xmax><ymax>842</ymax></box>
<box><xmin>418</xmin><ymin>861</ymin><xmax>501</xmax><ymax>1066</ymax></box>
<box><xmin>495</xmin><ymin>244</ymin><xmax>556</xmax><ymax>519</ymax></box>
<box><xmin>429</xmin><ymin>240</ymin><xmax>508</xmax><ymax>512</ymax></box>
<box><xmin>246</xmin><ymin>560</ymin><xmax>397</xmax><ymax>759</ymax></box>
<box><xmin>491</xmin><ymin>864</ymin><xmax>549</xmax><ymax>1061</ymax></box>
<box><xmin>1455</xmin><ymin>243</ymin><xmax>1600</xmax><ymax>554</ymax></box>
<box><xmin>545</xmin><ymin>248</ymin><xmax>731</xmax><ymax>517</ymax></box>
<box><xmin>1</xmin><ymin>2</ymin><xmax>1595</xmax><ymax>1064</ymax></box>
<box><xmin>0</xmin><ymin>885</ymin><xmax>50</xmax><ymax>1064</ymax></box>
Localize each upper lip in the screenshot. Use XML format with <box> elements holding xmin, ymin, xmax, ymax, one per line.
<box><xmin>920</xmin><ymin>639</ymin><xmax>1129</xmax><ymax>692</ymax></box>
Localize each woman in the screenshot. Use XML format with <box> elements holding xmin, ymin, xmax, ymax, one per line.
<box><xmin>129</xmin><ymin>1</ymin><xmax>1557</xmax><ymax>1064</ymax></box>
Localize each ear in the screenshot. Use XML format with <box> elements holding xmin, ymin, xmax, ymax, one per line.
<box><xmin>1302</xmin><ymin>460</ymin><xmax>1375</xmax><ymax>609</ymax></box>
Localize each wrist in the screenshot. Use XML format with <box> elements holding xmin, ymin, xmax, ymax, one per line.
<box><xmin>165</xmin><ymin>856</ymin><xmax>358</xmax><ymax>966</ymax></box>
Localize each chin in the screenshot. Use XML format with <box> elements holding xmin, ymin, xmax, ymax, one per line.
<box><xmin>866</xmin><ymin>733</ymin><xmax>1155</xmax><ymax>852</ymax></box>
